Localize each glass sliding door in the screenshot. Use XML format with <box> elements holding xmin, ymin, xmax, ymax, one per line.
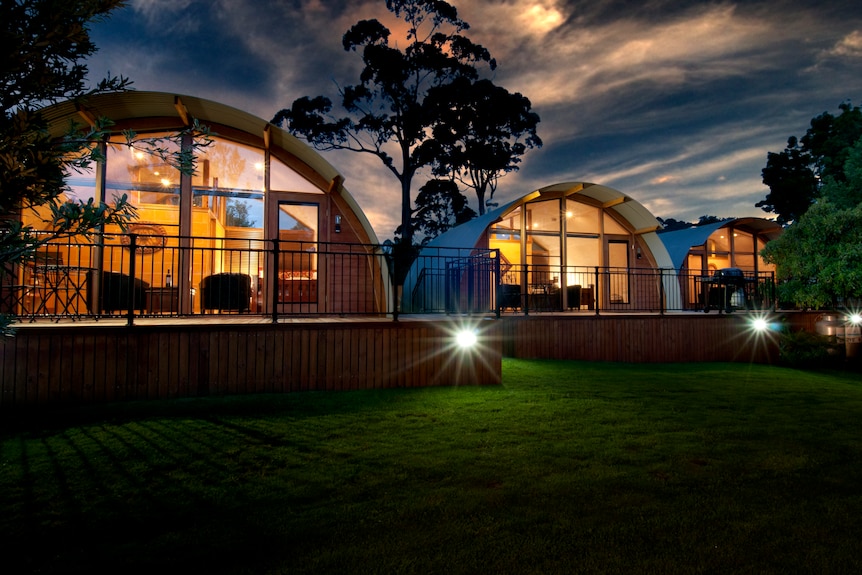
<box><xmin>525</xmin><ymin>200</ymin><xmax>562</xmax><ymax>309</ymax></box>
<box><xmin>607</xmin><ymin>240</ymin><xmax>629</xmax><ymax>304</ymax></box>
<box><xmin>276</xmin><ymin>201</ymin><xmax>319</xmax><ymax>307</ymax></box>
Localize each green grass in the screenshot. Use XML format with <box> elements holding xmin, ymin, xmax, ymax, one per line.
<box><xmin>2</xmin><ymin>360</ymin><xmax>862</xmax><ymax>574</ymax></box>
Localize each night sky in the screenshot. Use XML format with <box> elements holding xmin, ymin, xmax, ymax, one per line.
<box><xmin>87</xmin><ymin>0</ymin><xmax>862</xmax><ymax>239</ymax></box>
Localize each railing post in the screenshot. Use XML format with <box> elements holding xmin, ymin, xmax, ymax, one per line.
<box><xmin>523</xmin><ymin>263</ymin><xmax>530</xmax><ymax>316</ymax></box>
<box><xmin>270</xmin><ymin>238</ymin><xmax>280</xmax><ymax>323</ymax></box>
<box><xmin>127</xmin><ymin>234</ymin><xmax>137</xmax><ymax>327</ymax></box>
<box><xmin>659</xmin><ymin>268</ymin><xmax>666</xmax><ymax>315</ymax></box>
<box><xmin>494</xmin><ymin>249</ymin><xmax>501</xmax><ymax>319</ymax></box>
<box><xmin>392</xmin><ymin>252</ymin><xmax>399</xmax><ymax>322</ymax></box>
<box><xmin>594</xmin><ymin>266</ymin><xmax>600</xmax><ymax>315</ymax></box>
<box><xmin>770</xmin><ymin>271</ymin><xmax>777</xmax><ymax>311</ymax></box>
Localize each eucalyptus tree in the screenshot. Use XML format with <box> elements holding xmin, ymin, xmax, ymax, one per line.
<box><xmin>270</xmin><ymin>0</ymin><xmax>498</xmax><ymax>249</ymax></box>
<box><xmin>409</xmin><ymin>179</ymin><xmax>476</xmax><ymax>244</ymax></box>
<box><xmin>422</xmin><ymin>77</ymin><xmax>541</xmax><ymax>215</ymax></box>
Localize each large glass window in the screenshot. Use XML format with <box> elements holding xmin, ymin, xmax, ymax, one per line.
<box><xmin>271</xmin><ymin>156</ymin><xmax>323</xmax><ymax>194</ymax></box>
<box><xmin>733</xmin><ymin>230</ymin><xmax>754</xmax><ymax>252</ymax></box>
<box><xmin>65</xmin><ymin>154</ymin><xmax>97</xmax><ymax>205</ymax></box>
<box><xmin>564</xmin><ymin>200</ymin><xmax>600</xmax><ymax>289</ymax></box>
<box><xmin>102</xmin><ymin>134</ymin><xmax>182</xmax><ymax>286</ymax></box>
<box><xmin>565</xmin><ymin>200</ymin><xmax>598</xmax><ymax>233</ymax></box>
<box><xmin>192</xmin><ymin>137</ymin><xmax>265</xmax><ymax>238</ymax></box>
<box><xmin>527</xmin><ymin>200</ymin><xmax>562</xmax><ymax>233</ymax></box>
<box><xmin>489</xmin><ymin>207</ymin><xmax>522</xmax><ymax>284</ymax></box>
<box><xmin>106</xmin><ymin>134</ymin><xmax>181</xmax><ymax>232</ymax></box>
<box><xmin>566</xmin><ymin>235</ymin><xmax>599</xmax><ymax>289</ymax></box>
<box><xmin>706</xmin><ymin>230</ymin><xmax>731</xmax><ymax>270</ymax></box>
<box><xmin>603</xmin><ymin>213</ymin><xmax>629</xmax><ymax>234</ymax></box>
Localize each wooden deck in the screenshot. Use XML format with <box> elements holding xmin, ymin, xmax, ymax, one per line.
<box><xmin>0</xmin><ymin>311</ymin><xmax>810</xmax><ymax>411</ymax></box>
<box><xmin>498</xmin><ymin>312</ymin><xmax>781</xmax><ymax>363</ymax></box>
<box><xmin>0</xmin><ymin>316</ymin><xmax>501</xmax><ymax>410</ymax></box>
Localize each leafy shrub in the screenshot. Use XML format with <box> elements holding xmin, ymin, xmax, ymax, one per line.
<box><xmin>779</xmin><ymin>329</ymin><xmax>839</xmax><ymax>368</ymax></box>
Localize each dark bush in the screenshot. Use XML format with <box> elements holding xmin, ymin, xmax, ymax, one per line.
<box><xmin>779</xmin><ymin>329</ymin><xmax>839</xmax><ymax>368</ymax></box>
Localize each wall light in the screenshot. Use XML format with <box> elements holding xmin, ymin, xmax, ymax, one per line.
<box><xmin>334</xmin><ymin>214</ymin><xmax>342</xmax><ymax>233</ymax></box>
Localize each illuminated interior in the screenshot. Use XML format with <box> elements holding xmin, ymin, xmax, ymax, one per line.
<box><xmin>490</xmin><ymin>197</ymin><xmax>638</xmax><ymax>295</ymax></box>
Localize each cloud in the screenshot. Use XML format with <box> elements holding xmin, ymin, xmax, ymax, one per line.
<box><xmin>520</xmin><ymin>2</ymin><xmax>566</xmax><ymax>35</ymax></box>
<box><xmin>502</xmin><ymin>4</ymin><xmax>775</xmax><ymax>110</ymax></box>
<box><xmin>824</xmin><ymin>30</ymin><xmax>862</xmax><ymax>58</ymax></box>
<box><xmin>129</xmin><ymin>0</ymin><xmax>199</xmax><ymax>33</ymax></box>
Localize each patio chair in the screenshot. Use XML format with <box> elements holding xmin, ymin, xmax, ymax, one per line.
<box><xmin>566</xmin><ymin>285</ymin><xmax>582</xmax><ymax>310</ymax></box>
<box><xmin>200</xmin><ymin>272</ymin><xmax>251</xmax><ymax>313</ymax></box>
<box><xmin>88</xmin><ymin>271</ymin><xmax>150</xmax><ymax>314</ymax></box>
<box><xmin>498</xmin><ymin>283</ymin><xmax>521</xmax><ymax>312</ymax></box>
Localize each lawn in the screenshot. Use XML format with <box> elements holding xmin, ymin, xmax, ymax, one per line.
<box><xmin>2</xmin><ymin>359</ymin><xmax>862</xmax><ymax>574</ymax></box>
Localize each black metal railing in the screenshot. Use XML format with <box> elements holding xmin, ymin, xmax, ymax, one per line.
<box><xmin>1</xmin><ymin>233</ymin><xmax>776</xmax><ymax>323</ymax></box>
<box><xmin>495</xmin><ymin>265</ymin><xmax>776</xmax><ymax>315</ymax></box>
<box><xmin>1</xmin><ymin>234</ymin><xmax>500</xmax><ymax>323</ymax></box>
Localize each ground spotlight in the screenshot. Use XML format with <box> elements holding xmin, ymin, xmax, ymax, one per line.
<box><xmin>748</xmin><ymin>312</ymin><xmax>778</xmax><ymax>335</ymax></box>
<box><xmin>848</xmin><ymin>313</ymin><xmax>862</xmax><ymax>326</ymax></box>
<box><xmin>456</xmin><ymin>329</ymin><xmax>478</xmax><ymax>349</ymax></box>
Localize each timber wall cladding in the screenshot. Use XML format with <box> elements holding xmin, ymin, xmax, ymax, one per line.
<box><xmin>499</xmin><ymin>314</ymin><xmax>780</xmax><ymax>363</ymax></box>
<box><xmin>0</xmin><ymin>321</ymin><xmax>502</xmax><ymax>409</ymax></box>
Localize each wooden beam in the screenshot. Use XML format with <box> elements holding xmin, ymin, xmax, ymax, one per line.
<box><xmin>328</xmin><ymin>175</ymin><xmax>344</xmax><ymax>195</ymax></box>
<box><xmin>263</xmin><ymin>124</ymin><xmax>272</xmax><ymax>149</ymax></box>
<box><xmin>174</xmin><ymin>96</ymin><xmax>190</xmax><ymax>126</ymax></box>
<box><xmin>75</xmin><ymin>104</ymin><xmax>97</xmax><ymax>128</ymax></box>
<box><xmin>602</xmin><ymin>196</ymin><xmax>627</xmax><ymax>209</ymax></box>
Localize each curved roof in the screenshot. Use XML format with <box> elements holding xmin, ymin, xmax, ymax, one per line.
<box><xmin>659</xmin><ymin>217</ymin><xmax>783</xmax><ymax>269</ymax></box>
<box><xmin>424</xmin><ymin>198</ymin><xmax>519</xmax><ymax>251</ymax></box>
<box><xmin>41</xmin><ymin>90</ymin><xmax>379</xmax><ymax>243</ymax></box>
<box><xmin>425</xmin><ymin>181</ymin><xmax>671</xmax><ymax>267</ymax></box>
<box><xmin>533</xmin><ymin>181</ymin><xmax>662</xmax><ymax>233</ymax></box>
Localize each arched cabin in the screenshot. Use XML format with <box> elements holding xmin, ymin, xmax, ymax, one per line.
<box><xmin>5</xmin><ymin>91</ymin><xmax>388</xmax><ymax>318</ymax></box>
<box><xmin>403</xmin><ymin>182</ymin><xmax>678</xmax><ymax>313</ymax></box>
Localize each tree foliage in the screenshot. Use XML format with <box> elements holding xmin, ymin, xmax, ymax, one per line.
<box><xmin>408</xmin><ymin>179</ymin><xmax>476</xmax><ymax>244</ymax></box>
<box><xmin>271</xmin><ymin>0</ymin><xmax>535</xmax><ymax>247</ymax></box>
<box><xmin>757</xmin><ymin>102</ymin><xmax>862</xmax><ymax>224</ymax></box>
<box><xmin>2</xmin><ymin>0</ymin><xmax>129</xmax><ymax>215</ymax></box>
<box><xmin>422</xmin><ymin>77</ymin><xmax>541</xmax><ymax>215</ymax></box>
<box><xmin>757</xmin><ymin>136</ymin><xmax>819</xmax><ymax>225</ymax></box>
<box><xmin>762</xmin><ymin>135</ymin><xmax>862</xmax><ymax>309</ymax></box>
<box><xmin>1</xmin><ymin>0</ymin><xmax>210</xmax><ymax>336</ymax></box>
